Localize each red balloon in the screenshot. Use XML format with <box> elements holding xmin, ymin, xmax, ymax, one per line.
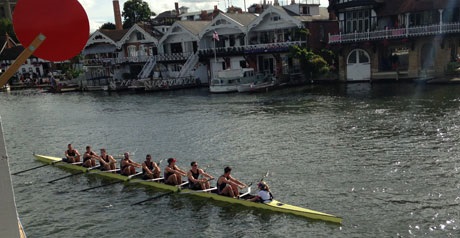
<box><xmin>13</xmin><ymin>0</ymin><xmax>89</xmax><ymax>62</ymax></box>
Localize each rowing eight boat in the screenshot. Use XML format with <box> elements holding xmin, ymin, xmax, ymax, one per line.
<box><xmin>33</xmin><ymin>154</ymin><xmax>343</xmax><ymax>224</ymax></box>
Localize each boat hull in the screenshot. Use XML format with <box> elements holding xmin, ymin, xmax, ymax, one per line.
<box><xmin>209</xmin><ymin>85</ymin><xmax>238</xmax><ymax>93</ymax></box>
<box><xmin>34</xmin><ymin>154</ymin><xmax>342</xmax><ymax>224</ymax></box>
<box><xmin>237</xmin><ymin>81</ymin><xmax>276</xmax><ymax>93</ymax></box>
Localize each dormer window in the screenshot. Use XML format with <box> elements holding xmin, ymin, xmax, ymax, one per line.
<box><xmin>301</xmin><ymin>6</ymin><xmax>310</xmax><ymax>15</ymax></box>
<box><xmin>271</xmin><ymin>15</ymin><xmax>280</xmax><ymax>21</ymax></box>
<box><xmin>136</xmin><ymin>32</ymin><xmax>145</xmax><ymax>40</ymax></box>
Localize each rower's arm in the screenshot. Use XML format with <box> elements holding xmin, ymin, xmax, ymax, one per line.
<box><xmin>174</xmin><ymin>166</ymin><xmax>187</xmax><ymax>176</ymax></box>
<box><xmin>133</xmin><ymin>161</ymin><xmax>142</xmax><ymax>168</ymax></box>
<box><xmin>199</xmin><ymin>169</ymin><xmax>214</xmax><ymax>179</ymax></box>
<box><xmin>230</xmin><ymin>176</ymin><xmax>247</xmax><ymax>187</ymax></box>
<box><xmin>153</xmin><ymin>162</ymin><xmax>160</xmax><ymax>172</ymax></box>
<box><xmin>108</xmin><ymin>155</ymin><xmax>116</xmax><ymax>164</ymax></box>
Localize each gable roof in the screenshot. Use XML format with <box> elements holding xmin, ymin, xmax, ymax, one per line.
<box><xmin>117</xmin><ymin>24</ymin><xmax>158</xmax><ymax>46</ymax></box>
<box><xmin>0</xmin><ymin>33</ymin><xmax>18</xmax><ymax>55</ymax></box>
<box><xmin>100</xmin><ymin>29</ymin><xmax>129</xmax><ymax>42</ymax></box>
<box><xmin>158</xmin><ymin>20</ymin><xmax>210</xmax><ymax>46</ymax></box>
<box><xmin>248</xmin><ymin>5</ymin><xmax>303</xmax><ymax>31</ymax></box>
<box><xmin>177</xmin><ymin>21</ymin><xmax>211</xmax><ymax>35</ymax></box>
<box><xmin>225</xmin><ymin>13</ymin><xmax>258</xmax><ymax>26</ymax></box>
<box><xmin>0</xmin><ymin>46</ymin><xmax>26</xmax><ymax>60</ymax></box>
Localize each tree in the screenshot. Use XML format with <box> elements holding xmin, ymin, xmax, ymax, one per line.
<box><xmin>99</xmin><ymin>22</ymin><xmax>116</xmax><ymax>30</ymax></box>
<box><xmin>0</xmin><ymin>19</ymin><xmax>17</xmax><ymax>41</ymax></box>
<box><xmin>290</xmin><ymin>45</ymin><xmax>329</xmax><ymax>79</ymax></box>
<box><xmin>122</xmin><ymin>0</ymin><xmax>152</xmax><ymax>29</ymax></box>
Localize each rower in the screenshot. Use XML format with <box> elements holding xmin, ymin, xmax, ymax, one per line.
<box><xmin>141</xmin><ymin>154</ymin><xmax>161</xmax><ymax>179</ymax></box>
<box><xmin>217</xmin><ymin>166</ymin><xmax>247</xmax><ymax>198</ymax></box>
<box><xmin>64</xmin><ymin>143</ymin><xmax>80</xmax><ymax>163</ymax></box>
<box><xmin>97</xmin><ymin>148</ymin><xmax>117</xmax><ymax>171</ymax></box>
<box><xmin>187</xmin><ymin>161</ymin><xmax>213</xmax><ymax>190</ymax></box>
<box><xmin>248</xmin><ymin>181</ymin><xmax>273</xmax><ymax>203</ymax></box>
<box><xmin>82</xmin><ymin>145</ymin><xmax>98</xmax><ymax>168</ymax></box>
<box><xmin>120</xmin><ymin>152</ymin><xmax>141</xmax><ymax>176</ymax></box>
<box><xmin>164</xmin><ymin>158</ymin><xmax>186</xmax><ymax>185</ymax></box>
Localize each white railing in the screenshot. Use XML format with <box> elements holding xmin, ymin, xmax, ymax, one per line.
<box><xmin>177</xmin><ymin>52</ymin><xmax>198</xmax><ymax>78</ymax></box>
<box><xmin>329</xmin><ymin>22</ymin><xmax>460</xmax><ymax>44</ymax></box>
<box><xmin>197</xmin><ymin>41</ymin><xmax>303</xmax><ymax>54</ymax></box>
<box><xmin>156</xmin><ymin>52</ymin><xmax>192</xmax><ymax>61</ymax></box>
<box><xmin>137</xmin><ymin>56</ymin><xmax>157</xmax><ymax>79</ymax></box>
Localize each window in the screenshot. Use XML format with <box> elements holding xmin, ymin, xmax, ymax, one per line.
<box><xmin>348</xmin><ymin>51</ymin><xmax>357</xmax><ymax>64</ymax></box>
<box><xmin>240</xmin><ymin>60</ymin><xmax>247</xmax><ymax>68</ymax></box>
<box><xmin>271</xmin><ymin>15</ymin><xmax>280</xmax><ymax>21</ymax></box>
<box><xmin>358</xmin><ymin>51</ymin><xmax>369</xmax><ymax>63</ymax></box>
<box><xmin>301</xmin><ymin>7</ymin><xmax>310</xmax><ymax>15</ymax></box>
<box><xmin>345</xmin><ymin>9</ymin><xmax>370</xmax><ymax>33</ymax></box>
<box><xmin>136</xmin><ymin>32</ymin><xmax>145</xmax><ymax>40</ymax></box>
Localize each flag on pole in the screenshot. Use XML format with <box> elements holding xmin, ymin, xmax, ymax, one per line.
<box><xmin>213</xmin><ymin>31</ymin><xmax>219</xmax><ymax>41</ymax></box>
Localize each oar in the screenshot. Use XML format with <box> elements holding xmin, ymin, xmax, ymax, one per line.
<box><xmin>247</xmin><ymin>170</ymin><xmax>270</xmax><ymax>187</ymax></box>
<box><xmin>12</xmin><ymin>159</ymin><xmax>63</xmax><ymax>175</ymax></box>
<box><xmin>131</xmin><ymin>181</ymin><xmax>189</xmax><ymax>206</ymax></box>
<box><xmin>47</xmin><ymin>165</ymin><xmax>100</xmax><ymax>183</ymax></box>
<box><xmin>80</xmin><ymin>171</ymin><xmax>142</xmax><ymax>192</ymax></box>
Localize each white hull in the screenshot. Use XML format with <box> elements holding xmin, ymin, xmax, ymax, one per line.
<box><xmin>237</xmin><ymin>81</ymin><xmax>275</xmax><ymax>93</ymax></box>
<box><xmin>210</xmin><ymin>68</ymin><xmax>257</xmax><ymax>93</ymax></box>
<box><xmin>209</xmin><ymin>85</ymin><xmax>238</xmax><ymax>93</ymax></box>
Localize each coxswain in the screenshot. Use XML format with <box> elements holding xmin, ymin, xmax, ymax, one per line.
<box><xmin>164</xmin><ymin>158</ymin><xmax>186</xmax><ymax>185</ymax></box>
<box><xmin>64</xmin><ymin>143</ymin><xmax>80</xmax><ymax>163</ymax></box>
<box><xmin>120</xmin><ymin>152</ymin><xmax>141</xmax><ymax>176</ymax></box>
<box><xmin>217</xmin><ymin>166</ymin><xmax>247</xmax><ymax>198</ymax></box>
<box><xmin>82</xmin><ymin>145</ymin><xmax>98</xmax><ymax>168</ymax></box>
<box><xmin>187</xmin><ymin>161</ymin><xmax>214</xmax><ymax>190</ymax></box>
<box><xmin>248</xmin><ymin>181</ymin><xmax>273</xmax><ymax>203</ymax></box>
<box><xmin>97</xmin><ymin>148</ymin><xmax>117</xmax><ymax>171</ymax></box>
<box><xmin>142</xmin><ymin>154</ymin><xmax>161</xmax><ymax>179</ymax></box>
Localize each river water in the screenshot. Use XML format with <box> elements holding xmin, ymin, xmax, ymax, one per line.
<box><xmin>1</xmin><ymin>83</ymin><xmax>460</xmax><ymax>237</ymax></box>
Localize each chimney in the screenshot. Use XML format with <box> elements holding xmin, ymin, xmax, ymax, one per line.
<box><xmin>175</xmin><ymin>2</ymin><xmax>179</xmax><ymax>17</ymax></box>
<box><xmin>113</xmin><ymin>0</ymin><xmax>123</xmax><ymax>30</ymax></box>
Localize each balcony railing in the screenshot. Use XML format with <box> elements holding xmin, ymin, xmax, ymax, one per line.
<box><xmin>84</xmin><ymin>42</ymin><xmax>304</xmax><ymax>67</ymax></box>
<box><xmin>198</xmin><ymin>41</ymin><xmax>303</xmax><ymax>56</ymax></box>
<box><xmin>329</xmin><ymin>22</ymin><xmax>460</xmax><ymax>44</ymax></box>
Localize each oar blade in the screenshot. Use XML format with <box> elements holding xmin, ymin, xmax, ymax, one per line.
<box><xmin>80</xmin><ymin>180</ymin><xmax>122</xmax><ymax>192</ymax></box>
<box><xmin>131</xmin><ymin>191</ymin><xmax>176</xmax><ymax>206</ymax></box>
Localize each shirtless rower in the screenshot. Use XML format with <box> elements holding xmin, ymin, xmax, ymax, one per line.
<box><xmin>187</xmin><ymin>161</ymin><xmax>214</xmax><ymax>190</ymax></box>
<box><xmin>97</xmin><ymin>148</ymin><xmax>117</xmax><ymax>171</ymax></box>
<box><xmin>120</xmin><ymin>152</ymin><xmax>141</xmax><ymax>176</ymax></box>
<box><xmin>217</xmin><ymin>166</ymin><xmax>247</xmax><ymax>198</ymax></box>
<box><xmin>82</xmin><ymin>145</ymin><xmax>98</xmax><ymax>168</ymax></box>
<box><xmin>164</xmin><ymin>158</ymin><xmax>186</xmax><ymax>185</ymax></box>
<box><xmin>141</xmin><ymin>154</ymin><xmax>161</xmax><ymax>179</ymax></box>
<box><xmin>64</xmin><ymin>144</ymin><xmax>80</xmax><ymax>163</ymax></box>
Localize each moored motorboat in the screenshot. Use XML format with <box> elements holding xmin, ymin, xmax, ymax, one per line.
<box><xmin>210</xmin><ymin>68</ymin><xmax>259</xmax><ymax>93</ymax></box>
<box><xmin>33</xmin><ymin>154</ymin><xmax>342</xmax><ymax>224</ymax></box>
<box><xmin>237</xmin><ymin>79</ymin><xmax>276</xmax><ymax>93</ymax></box>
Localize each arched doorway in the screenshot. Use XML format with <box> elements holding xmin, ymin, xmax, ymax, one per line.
<box><xmin>346</xmin><ymin>49</ymin><xmax>371</xmax><ymax>81</ymax></box>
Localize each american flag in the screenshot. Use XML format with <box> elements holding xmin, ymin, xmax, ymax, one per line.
<box><xmin>213</xmin><ymin>31</ymin><xmax>219</xmax><ymax>41</ymax></box>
